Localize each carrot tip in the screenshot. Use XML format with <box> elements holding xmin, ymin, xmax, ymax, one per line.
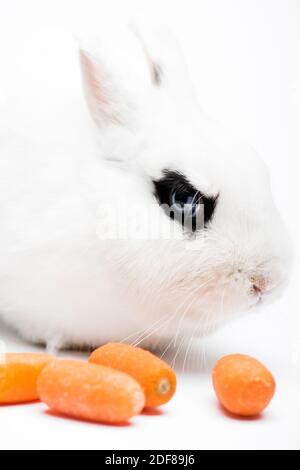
<box><xmin>89</xmin><ymin>343</ymin><xmax>177</xmax><ymax>407</ymax></box>
<box><xmin>157</xmin><ymin>378</ymin><xmax>171</xmax><ymax>396</ymax></box>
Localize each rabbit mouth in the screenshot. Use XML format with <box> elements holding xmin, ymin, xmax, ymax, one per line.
<box><xmin>171</xmin><ymin>268</ymin><xmax>286</xmax><ymax>324</ymax></box>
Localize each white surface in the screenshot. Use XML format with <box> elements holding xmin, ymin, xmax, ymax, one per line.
<box><xmin>0</xmin><ymin>0</ymin><xmax>299</xmax><ymax>450</ymax></box>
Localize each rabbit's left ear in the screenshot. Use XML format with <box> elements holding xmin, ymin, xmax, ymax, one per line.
<box><xmin>79</xmin><ymin>28</ymin><xmax>152</xmax><ymax>128</ymax></box>
<box><xmin>129</xmin><ymin>23</ymin><xmax>195</xmax><ymax>100</ymax></box>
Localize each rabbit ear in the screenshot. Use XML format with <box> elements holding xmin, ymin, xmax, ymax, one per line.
<box><xmin>79</xmin><ymin>28</ymin><xmax>152</xmax><ymax>128</ymax></box>
<box><xmin>130</xmin><ymin>23</ymin><xmax>194</xmax><ymax>99</ymax></box>
<box><xmin>80</xmin><ymin>50</ymin><xmax>117</xmax><ymax>126</ymax></box>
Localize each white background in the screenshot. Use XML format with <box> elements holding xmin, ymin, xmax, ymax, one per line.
<box><xmin>0</xmin><ymin>0</ymin><xmax>299</xmax><ymax>450</ymax></box>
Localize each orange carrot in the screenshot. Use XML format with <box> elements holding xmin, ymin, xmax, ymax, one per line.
<box><xmin>89</xmin><ymin>343</ymin><xmax>177</xmax><ymax>408</ymax></box>
<box><xmin>212</xmin><ymin>354</ymin><xmax>276</xmax><ymax>417</ymax></box>
<box><xmin>37</xmin><ymin>360</ymin><xmax>145</xmax><ymax>424</ymax></box>
<box><xmin>0</xmin><ymin>353</ymin><xmax>55</xmax><ymax>404</ymax></box>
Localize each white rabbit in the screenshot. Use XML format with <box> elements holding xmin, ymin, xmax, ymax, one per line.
<box><xmin>0</xmin><ymin>25</ymin><xmax>292</xmax><ymax>351</ymax></box>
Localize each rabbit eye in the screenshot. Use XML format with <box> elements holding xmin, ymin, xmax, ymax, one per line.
<box><xmin>153</xmin><ymin>170</ymin><xmax>218</xmax><ymax>232</ymax></box>
<box><xmin>171</xmin><ymin>190</ymin><xmax>201</xmax><ymax>217</ymax></box>
<box><xmin>171</xmin><ymin>189</ymin><xmax>203</xmax><ymax>231</ymax></box>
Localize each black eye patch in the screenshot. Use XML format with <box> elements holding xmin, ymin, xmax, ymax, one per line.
<box><xmin>153</xmin><ymin>170</ymin><xmax>218</xmax><ymax>232</ymax></box>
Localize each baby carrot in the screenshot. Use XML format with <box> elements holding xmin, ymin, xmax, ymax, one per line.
<box><xmin>37</xmin><ymin>360</ymin><xmax>145</xmax><ymax>424</ymax></box>
<box><xmin>212</xmin><ymin>354</ymin><xmax>276</xmax><ymax>417</ymax></box>
<box><xmin>89</xmin><ymin>343</ymin><xmax>177</xmax><ymax>408</ymax></box>
<box><xmin>0</xmin><ymin>353</ymin><xmax>55</xmax><ymax>404</ymax></box>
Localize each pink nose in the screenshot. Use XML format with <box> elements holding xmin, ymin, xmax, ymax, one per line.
<box><xmin>251</xmin><ymin>276</ymin><xmax>268</xmax><ymax>296</ymax></box>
